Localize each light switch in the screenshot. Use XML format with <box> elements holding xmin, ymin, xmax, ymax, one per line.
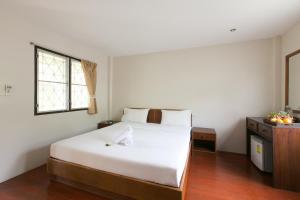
<box><xmin>5</xmin><ymin>84</ymin><xmax>12</xmax><ymax>96</ymax></box>
<box><xmin>0</xmin><ymin>84</ymin><xmax>12</xmax><ymax>96</ymax></box>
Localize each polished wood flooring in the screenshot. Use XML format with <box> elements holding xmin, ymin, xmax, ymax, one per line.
<box><xmin>0</xmin><ymin>152</ymin><xmax>300</xmax><ymax>200</ymax></box>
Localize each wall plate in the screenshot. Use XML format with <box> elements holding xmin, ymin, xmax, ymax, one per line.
<box><xmin>5</xmin><ymin>84</ymin><xmax>12</xmax><ymax>96</ymax></box>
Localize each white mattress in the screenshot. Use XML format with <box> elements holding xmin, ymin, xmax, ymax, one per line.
<box><xmin>50</xmin><ymin>122</ymin><xmax>191</xmax><ymax>187</ymax></box>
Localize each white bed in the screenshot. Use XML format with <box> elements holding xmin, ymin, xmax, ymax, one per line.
<box><xmin>50</xmin><ymin>122</ymin><xmax>191</xmax><ymax>187</ymax></box>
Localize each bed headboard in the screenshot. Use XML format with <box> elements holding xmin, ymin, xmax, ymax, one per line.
<box><xmin>128</xmin><ymin>108</ymin><xmax>191</xmax><ymax>125</ymax></box>
<box><xmin>125</xmin><ymin>108</ymin><xmax>166</xmax><ymax>124</ymax></box>
<box><xmin>148</xmin><ymin>109</ymin><xmax>192</xmax><ymax>126</ymax></box>
<box><xmin>125</xmin><ymin>108</ymin><xmax>193</xmax><ymax>126</ymax></box>
<box><xmin>147</xmin><ymin>109</ymin><xmax>162</xmax><ymax>124</ymax></box>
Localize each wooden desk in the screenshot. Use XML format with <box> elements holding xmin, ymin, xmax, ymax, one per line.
<box><xmin>246</xmin><ymin>117</ymin><xmax>300</xmax><ymax>192</ymax></box>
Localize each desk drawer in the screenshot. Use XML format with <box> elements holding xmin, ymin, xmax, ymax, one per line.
<box><xmin>247</xmin><ymin>119</ymin><xmax>258</xmax><ymax>132</ymax></box>
<box><xmin>193</xmin><ymin>133</ymin><xmax>215</xmax><ymax>141</ymax></box>
<box><xmin>258</xmin><ymin>124</ymin><xmax>273</xmax><ymax>140</ymax></box>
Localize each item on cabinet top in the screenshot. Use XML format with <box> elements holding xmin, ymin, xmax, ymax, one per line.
<box><xmin>265</xmin><ymin>111</ymin><xmax>293</xmax><ymax>125</ymax></box>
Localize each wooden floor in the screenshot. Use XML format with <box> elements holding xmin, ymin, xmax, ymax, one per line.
<box><xmin>1</xmin><ymin>152</ymin><xmax>300</xmax><ymax>200</ymax></box>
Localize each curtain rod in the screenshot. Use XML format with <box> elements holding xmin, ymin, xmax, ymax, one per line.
<box><xmin>29</xmin><ymin>41</ymin><xmax>35</xmax><ymax>46</ymax></box>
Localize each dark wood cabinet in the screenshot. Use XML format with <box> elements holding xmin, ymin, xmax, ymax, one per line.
<box><xmin>192</xmin><ymin>127</ymin><xmax>216</xmax><ymax>153</ymax></box>
<box><xmin>97</xmin><ymin>121</ymin><xmax>119</xmax><ymax>129</ymax></box>
<box><xmin>246</xmin><ymin>117</ymin><xmax>300</xmax><ymax>192</ymax></box>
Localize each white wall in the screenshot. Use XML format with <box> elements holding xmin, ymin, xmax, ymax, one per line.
<box><xmin>271</xmin><ymin>37</ymin><xmax>282</xmax><ymax>111</ymax></box>
<box><xmin>281</xmin><ymin>22</ymin><xmax>300</xmax><ymax>109</ymax></box>
<box><xmin>112</xmin><ymin>39</ymin><xmax>277</xmax><ymax>154</ymax></box>
<box><xmin>0</xmin><ymin>11</ymin><xmax>109</xmax><ymax>182</ymax></box>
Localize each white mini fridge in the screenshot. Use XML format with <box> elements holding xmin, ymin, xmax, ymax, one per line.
<box><xmin>250</xmin><ymin>135</ymin><xmax>273</xmax><ymax>173</ymax></box>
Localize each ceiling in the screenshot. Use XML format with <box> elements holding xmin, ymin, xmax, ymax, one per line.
<box><xmin>2</xmin><ymin>0</ymin><xmax>300</xmax><ymax>56</ymax></box>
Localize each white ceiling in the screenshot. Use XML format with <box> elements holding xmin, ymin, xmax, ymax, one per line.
<box><xmin>2</xmin><ymin>0</ymin><xmax>300</xmax><ymax>56</ymax></box>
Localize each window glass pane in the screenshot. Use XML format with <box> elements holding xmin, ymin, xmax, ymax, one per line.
<box><xmin>71</xmin><ymin>59</ymin><xmax>88</xmax><ymax>109</ymax></box>
<box><xmin>71</xmin><ymin>85</ymin><xmax>89</xmax><ymax>109</ymax></box>
<box><xmin>71</xmin><ymin>60</ymin><xmax>86</xmax><ymax>85</ymax></box>
<box><xmin>38</xmin><ymin>82</ymin><xmax>68</xmax><ymax>112</ymax></box>
<box><xmin>38</xmin><ymin>50</ymin><xmax>68</xmax><ymax>83</ymax></box>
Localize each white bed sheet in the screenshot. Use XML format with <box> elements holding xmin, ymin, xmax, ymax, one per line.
<box><xmin>50</xmin><ymin>122</ymin><xmax>191</xmax><ymax>187</ymax></box>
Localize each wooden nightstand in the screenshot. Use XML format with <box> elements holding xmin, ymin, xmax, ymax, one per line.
<box><xmin>97</xmin><ymin>121</ymin><xmax>119</xmax><ymax>129</ymax></box>
<box><xmin>192</xmin><ymin>127</ymin><xmax>216</xmax><ymax>153</ymax></box>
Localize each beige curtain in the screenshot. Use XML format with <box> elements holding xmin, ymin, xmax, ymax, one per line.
<box><xmin>81</xmin><ymin>60</ymin><xmax>98</xmax><ymax>114</ymax></box>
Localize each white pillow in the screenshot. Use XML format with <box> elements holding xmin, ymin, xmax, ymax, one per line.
<box><xmin>121</xmin><ymin>108</ymin><xmax>149</xmax><ymax>123</ymax></box>
<box><xmin>161</xmin><ymin>110</ymin><xmax>192</xmax><ymax>127</ymax></box>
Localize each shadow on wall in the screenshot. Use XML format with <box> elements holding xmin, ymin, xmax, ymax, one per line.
<box><xmin>220</xmin><ymin>118</ymin><xmax>246</xmax><ymax>154</ymax></box>
<box><xmin>3</xmin><ymin>145</ymin><xmax>50</xmax><ymax>182</ymax></box>
<box><xmin>24</xmin><ymin>145</ymin><xmax>50</xmax><ymax>172</ymax></box>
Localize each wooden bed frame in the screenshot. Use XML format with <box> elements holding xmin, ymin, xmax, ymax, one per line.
<box><xmin>47</xmin><ymin>109</ymin><xmax>191</xmax><ymax>200</ymax></box>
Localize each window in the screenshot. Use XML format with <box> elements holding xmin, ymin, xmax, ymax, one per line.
<box><xmin>35</xmin><ymin>46</ymin><xmax>88</xmax><ymax>115</ymax></box>
<box><xmin>71</xmin><ymin>59</ymin><xmax>89</xmax><ymax>109</ymax></box>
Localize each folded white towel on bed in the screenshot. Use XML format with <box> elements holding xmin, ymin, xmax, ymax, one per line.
<box><xmin>100</xmin><ymin>122</ymin><xmax>133</xmax><ymax>146</ymax></box>
<box><xmin>115</xmin><ymin>126</ymin><xmax>133</xmax><ymax>146</ymax></box>
<box><xmin>118</xmin><ymin>133</ymin><xmax>133</xmax><ymax>146</ymax></box>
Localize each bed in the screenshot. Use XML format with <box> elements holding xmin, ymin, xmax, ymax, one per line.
<box><xmin>47</xmin><ymin>109</ymin><xmax>191</xmax><ymax>200</ymax></box>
